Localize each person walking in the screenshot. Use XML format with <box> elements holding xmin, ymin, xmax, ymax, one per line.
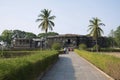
<box><xmin>66</xmin><ymin>48</ymin><xmax>69</xmax><ymax>54</ymax></box>
<box><xmin>64</xmin><ymin>47</ymin><xmax>67</xmax><ymax>54</ymax></box>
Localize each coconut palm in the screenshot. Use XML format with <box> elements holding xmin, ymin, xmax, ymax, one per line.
<box><xmin>88</xmin><ymin>17</ymin><xmax>105</xmax><ymax>52</ymax></box>
<box><xmin>36</xmin><ymin>9</ymin><xmax>56</xmax><ymax>48</ymax></box>
<box><xmin>36</xmin><ymin>9</ymin><xmax>56</xmax><ymax>37</ymax></box>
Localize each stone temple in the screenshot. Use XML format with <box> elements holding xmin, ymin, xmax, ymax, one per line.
<box><xmin>11</xmin><ymin>34</ymin><xmax>108</xmax><ymax>49</ymax></box>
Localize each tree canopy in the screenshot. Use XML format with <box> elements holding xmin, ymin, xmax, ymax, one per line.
<box><xmin>38</xmin><ymin>32</ymin><xmax>59</xmax><ymax>38</ymax></box>
<box><xmin>1</xmin><ymin>30</ymin><xmax>13</xmax><ymax>44</ymax></box>
<box><xmin>36</xmin><ymin>9</ymin><xmax>56</xmax><ymax>34</ymax></box>
<box><xmin>88</xmin><ymin>17</ymin><xmax>105</xmax><ymax>39</ymax></box>
<box><xmin>114</xmin><ymin>26</ymin><xmax>120</xmax><ymax>47</ymax></box>
<box><xmin>88</xmin><ymin>17</ymin><xmax>105</xmax><ymax>51</ymax></box>
<box><xmin>0</xmin><ymin>29</ymin><xmax>37</xmax><ymax>45</ymax></box>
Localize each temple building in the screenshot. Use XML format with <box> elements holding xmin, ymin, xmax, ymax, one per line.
<box><xmin>47</xmin><ymin>34</ymin><xmax>107</xmax><ymax>48</ymax></box>
<box><xmin>11</xmin><ymin>38</ymin><xmax>43</xmax><ymax>49</ymax></box>
<box><xmin>11</xmin><ymin>34</ymin><xmax>108</xmax><ymax>49</ymax></box>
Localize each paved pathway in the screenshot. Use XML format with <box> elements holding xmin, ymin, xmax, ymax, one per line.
<box><xmin>41</xmin><ymin>52</ymin><xmax>113</xmax><ymax>80</ymax></box>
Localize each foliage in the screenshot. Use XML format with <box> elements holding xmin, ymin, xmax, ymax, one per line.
<box><xmin>36</xmin><ymin>9</ymin><xmax>56</xmax><ymax>34</ymax></box>
<box><xmin>1</xmin><ymin>30</ymin><xmax>13</xmax><ymax>44</ymax></box>
<box><xmin>107</xmin><ymin>29</ymin><xmax>117</xmax><ymax>48</ymax></box>
<box><xmin>79</xmin><ymin>43</ymin><xmax>87</xmax><ymax>50</ymax></box>
<box><xmin>108</xmin><ymin>26</ymin><xmax>120</xmax><ymax>48</ymax></box>
<box><xmin>114</xmin><ymin>26</ymin><xmax>120</xmax><ymax>47</ymax></box>
<box><xmin>38</xmin><ymin>32</ymin><xmax>58</xmax><ymax>38</ymax></box>
<box><xmin>0</xmin><ymin>36</ymin><xmax>3</xmax><ymax>41</ymax></box>
<box><xmin>25</xmin><ymin>32</ymin><xmax>36</xmax><ymax>38</ymax></box>
<box><xmin>12</xmin><ymin>30</ymin><xmax>26</xmax><ymax>38</ymax></box>
<box><xmin>0</xmin><ymin>50</ymin><xmax>58</xmax><ymax>80</ymax></box>
<box><xmin>0</xmin><ymin>29</ymin><xmax>37</xmax><ymax>46</ymax></box>
<box><xmin>75</xmin><ymin>49</ymin><xmax>120</xmax><ymax>80</ymax></box>
<box><xmin>93</xmin><ymin>44</ymin><xmax>100</xmax><ymax>51</ymax></box>
<box><xmin>88</xmin><ymin>17</ymin><xmax>105</xmax><ymax>39</ymax></box>
<box><xmin>0</xmin><ymin>51</ymin><xmax>33</xmax><ymax>58</ymax></box>
<box><xmin>88</xmin><ymin>17</ymin><xmax>105</xmax><ymax>52</ymax></box>
<box><xmin>52</xmin><ymin>43</ymin><xmax>61</xmax><ymax>50</ymax></box>
<box><xmin>12</xmin><ymin>30</ymin><xmax>36</xmax><ymax>39</ymax></box>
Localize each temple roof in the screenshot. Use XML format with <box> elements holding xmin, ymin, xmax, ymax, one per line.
<box><xmin>47</xmin><ymin>34</ymin><xmax>82</xmax><ymax>38</ymax></box>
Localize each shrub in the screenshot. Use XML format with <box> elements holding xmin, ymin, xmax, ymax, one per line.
<box><xmin>52</xmin><ymin>43</ymin><xmax>61</xmax><ymax>50</ymax></box>
<box><xmin>0</xmin><ymin>50</ymin><xmax>58</xmax><ymax>80</ymax></box>
<box><xmin>79</xmin><ymin>43</ymin><xmax>87</xmax><ymax>50</ymax></box>
<box><xmin>93</xmin><ymin>44</ymin><xmax>100</xmax><ymax>51</ymax></box>
<box><xmin>0</xmin><ymin>51</ymin><xmax>33</xmax><ymax>58</ymax></box>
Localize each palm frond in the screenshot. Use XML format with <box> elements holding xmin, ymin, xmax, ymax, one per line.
<box><xmin>36</xmin><ymin>19</ymin><xmax>43</xmax><ymax>22</ymax></box>
<box><xmin>49</xmin><ymin>16</ymin><xmax>56</xmax><ymax>20</ymax></box>
<box><xmin>99</xmin><ymin>23</ymin><xmax>105</xmax><ymax>26</ymax></box>
<box><xmin>48</xmin><ymin>24</ymin><xmax>53</xmax><ymax>31</ymax></box>
<box><xmin>49</xmin><ymin>21</ymin><xmax>55</xmax><ymax>26</ymax></box>
<box><xmin>89</xmin><ymin>20</ymin><xmax>95</xmax><ymax>24</ymax></box>
<box><xmin>38</xmin><ymin>14</ymin><xmax>45</xmax><ymax>17</ymax></box>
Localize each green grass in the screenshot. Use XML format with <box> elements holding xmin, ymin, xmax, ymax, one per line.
<box><xmin>0</xmin><ymin>50</ymin><xmax>58</xmax><ymax>80</ymax></box>
<box><xmin>75</xmin><ymin>49</ymin><xmax>120</xmax><ymax>80</ymax></box>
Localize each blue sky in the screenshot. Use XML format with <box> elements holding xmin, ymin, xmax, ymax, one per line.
<box><xmin>0</xmin><ymin>0</ymin><xmax>120</xmax><ymax>36</ymax></box>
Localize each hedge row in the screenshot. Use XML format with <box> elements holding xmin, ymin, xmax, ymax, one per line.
<box><xmin>0</xmin><ymin>51</ymin><xmax>35</xmax><ymax>58</ymax></box>
<box><xmin>0</xmin><ymin>50</ymin><xmax>58</xmax><ymax>80</ymax></box>
<box><xmin>75</xmin><ymin>50</ymin><xmax>120</xmax><ymax>80</ymax></box>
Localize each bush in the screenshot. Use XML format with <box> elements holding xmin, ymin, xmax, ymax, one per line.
<box><xmin>0</xmin><ymin>51</ymin><xmax>33</xmax><ymax>58</ymax></box>
<box><xmin>93</xmin><ymin>44</ymin><xmax>100</xmax><ymax>51</ymax></box>
<box><xmin>52</xmin><ymin>43</ymin><xmax>61</xmax><ymax>50</ymax></box>
<box><xmin>0</xmin><ymin>50</ymin><xmax>58</xmax><ymax>80</ymax></box>
<box><xmin>79</xmin><ymin>44</ymin><xmax>87</xmax><ymax>50</ymax></box>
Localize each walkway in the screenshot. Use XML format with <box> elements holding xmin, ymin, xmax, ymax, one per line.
<box><xmin>41</xmin><ymin>52</ymin><xmax>113</xmax><ymax>80</ymax></box>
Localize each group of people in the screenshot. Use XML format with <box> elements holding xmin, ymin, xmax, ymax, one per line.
<box><xmin>64</xmin><ymin>47</ymin><xmax>69</xmax><ymax>54</ymax></box>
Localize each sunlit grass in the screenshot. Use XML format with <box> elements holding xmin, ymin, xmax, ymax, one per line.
<box><xmin>75</xmin><ymin>49</ymin><xmax>120</xmax><ymax>80</ymax></box>
<box><xmin>0</xmin><ymin>50</ymin><xmax>58</xmax><ymax>80</ymax></box>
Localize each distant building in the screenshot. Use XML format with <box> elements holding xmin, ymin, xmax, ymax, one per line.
<box><xmin>11</xmin><ymin>34</ymin><xmax>108</xmax><ymax>49</ymax></box>
<box><xmin>11</xmin><ymin>38</ymin><xmax>44</xmax><ymax>49</ymax></box>
<box><xmin>47</xmin><ymin>34</ymin><xmax>108</xmax><ymax>48</ymax></box>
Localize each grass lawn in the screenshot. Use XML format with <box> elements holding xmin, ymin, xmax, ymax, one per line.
<box><xmin>75</xmin><ymin>49</ymin><xmax>120</xmax><ymax>80</ymax></box>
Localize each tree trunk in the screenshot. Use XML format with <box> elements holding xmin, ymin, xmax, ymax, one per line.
<box><xmin>45</xmin><ymin>29</ymin><xmax>47</xmax><ymax>49</ymax></box>
<box><xmin>96</xmin><ymin>39</ymin><xmax>98</xmax><ymax>52</ymax></box>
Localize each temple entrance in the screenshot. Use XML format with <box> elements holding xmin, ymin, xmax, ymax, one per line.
<box><xmin>66</xmin><ymin>39</ymin><xmax>74</xmax><ymax>47</ymax></box>
<box><xmin>67</xmin><ymin>39</ymin><xmax>71</xmax><ymax>44</ymax></box>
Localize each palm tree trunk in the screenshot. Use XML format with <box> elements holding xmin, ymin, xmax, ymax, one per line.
<box><xmin>96</xmin><ymin>39</ymin><xmax>98</xmax><ymax>52</ymax></box>
<box><xmin>45</xmin><ymin>29</ymin><xmax>47</xmax><ymax>49</ymax></box>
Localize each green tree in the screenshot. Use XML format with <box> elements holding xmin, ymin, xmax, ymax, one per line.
<box><xmin>52</xmin><ymin>42</ymin><xmax>61</xmax><ymax>50</ymax></box>
<box><xmin>0</xmin><ymin>36</ymin><xmax>2</xmax><ymax>41</ymax></box>
<box><xmin>12</xmin><ymin>30</ymin><xmax>36</xmax><ymax>39</ymax></box>
<box><xmin>1</xmin><ymin>30</ymin><xmax>13</xmax><ymax>45</ymax></box>
<box><xmin>38</xmin><ymin>32</ymin><xmax>58</xmax><ymax>38</ymax></box>
<box><xmin>114</xmin><ymin>26</ymin><xmax>120</xmax><ymax>47</ymax></box>
<box><xmin>36</xmin><ymin>9</ymin><xmax>56</xmax><ymax>38</ymax></box>
<box><xmin>108</xmin><ymin>29</ymin><xmax>116</xmax><ymax>48</ymax></box>
<box><xmin>25</xmin><ymin>32</ymin><xmax>36</xmax><ymax>38</ymax></box>
<box><xmin>88</xmin><ymin>17</ymin><xmax>105</xmax><ymax>52</ymax></box>
<box><xmin>79</xmin><ymin>43</ymin><xmax>87</xmax><ymax>50</ymax></box>
<box><xmin>12</xmin><ymin>30</ymin><xmax>26</xmax><ymax>38</ymax></box>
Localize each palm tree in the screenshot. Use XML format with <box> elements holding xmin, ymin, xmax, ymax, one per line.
<box><xmin>36</xmin><ymin>9</ymin><xmax>56</xmax><ymax>36</ymax></box>
<box><xmin>88</xmin><ymin>17</ymin><xmax>105</xmax><ymax>52</ymax></box>
<box><xmin>36</xmin><ymin>9</ymin><xmax>56</xmax><ymax>48</ymax></box>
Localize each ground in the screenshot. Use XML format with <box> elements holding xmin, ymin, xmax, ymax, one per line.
<box><xmin>103</xmin><ymin>52</ymin><xmax>120</xmax><ymax>58</ymax></box>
